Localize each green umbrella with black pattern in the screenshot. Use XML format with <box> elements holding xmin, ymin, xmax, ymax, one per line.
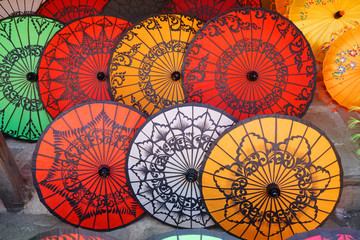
<box><xmin>0</xmin><ymin>15</ymin><xmax>63</xmax><ymax>141</ymax></box>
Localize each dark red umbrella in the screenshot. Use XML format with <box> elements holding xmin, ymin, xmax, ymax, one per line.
<box><xmin>37</xmin><ymin>0</ymin><xmax>109</xmax><ymax>23</ymax></box>
<box><xmin>182</xmin><ymin>7</ymin><xmax>316</xmax><ymax>121</ymax></box>
<box><xmin>101</xmin><ymin>0</ymin><xmax>169</xmax><ymax>23</ymax></box>
<box><xmin>163</xmin><ymin>0</ymin><xmax>261</xmax><ymax>21</ymax></box>
<box><xmin>32</xmin><ymin>101</ymin><xmax>146</xmax><ymax>231</ymax></box>
<box><xmin>38</xmin><ymin>16</ymin><xmax>131</xmax><ymax>119</ymax></box>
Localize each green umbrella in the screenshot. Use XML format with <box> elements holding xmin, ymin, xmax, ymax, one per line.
<box><xmin>147</xmin><ymin>229</ymin><xmax>240</xmax><ymax>240</ymax></box>
<box><xmin>0</xmin><ymin>15</ymin><xmax>63</xmax><ymax>141</ymax></box>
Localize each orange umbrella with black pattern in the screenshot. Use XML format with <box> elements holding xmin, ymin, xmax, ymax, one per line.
<box><xmin>200</xmin><ymin>114</ymin><xmax>342</xmax><ymax>240</ymax></box>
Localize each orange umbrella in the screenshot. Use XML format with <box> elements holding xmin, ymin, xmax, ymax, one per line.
<box><xmin>274</xmin><ymin>0</ymin><xmax>293</xmax><ymax>18</ymax></box>
<box><xmin>201</xmin><ymin>114</ymin><xmax>342</xmax><ymax>240</ymax></box>
<box><xmin>32</xmin><ymin>101</ymin><xmax>146</xmax><ymax>231</ymax></box>
<box><xmin>288</xmin><ymin>0</ymin><xmax>360</xmax><ymax>62</ymax></box>
<box><xmin>323</xmin><ymin>26</ymin><xmax>360</xmax><ymax>110</ymax></box>
<box><xmin>109</xmin><ymin>13</ymin><xmax>203</xmax><ymax>116</ymax></box>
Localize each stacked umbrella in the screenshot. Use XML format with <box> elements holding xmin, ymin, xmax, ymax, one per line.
<box><xmin>0</xmin><ymin>1</ymin><xmax>346</xmax><ymax>240</ymax></box>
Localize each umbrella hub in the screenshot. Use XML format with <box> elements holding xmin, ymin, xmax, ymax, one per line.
<box><xmin>97</xmin><ymin>72</ymin><xmax>106</xmax><ymax>81</ymax></box>
<box><xmin>334</xmin><ymin>10</ymin><xmax>345</xmax><ymax>19</ymax></box>
<box><xmin>266</xmin><ymin>183</ymin><xmax>280</xmax><ymax>199</ymax></box>
<box><xmin>26</xmin><ymin>72</ymin><xmax>38</xmax><ymax>82</ymax></box>
<box><xmin>247</xmin><ymin>71</ymin><xmax>258</xmax><ymax>81</ymax></box>
<box><xmin>171</xmin><ymin>71</ymin><xmax>181</xmax><ymax>81</ymax></box>
<box><xmin>185</xmin><ymin>168</ymin><xmax>198</xmax><ymax>182</ymax></box>
<box><xmin>98</xmin><ymin>165</ymin><xmax>111</xmax><ymax>178</ymax></box>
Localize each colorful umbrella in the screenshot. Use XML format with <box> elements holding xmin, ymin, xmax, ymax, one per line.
<box><xmin>37</xmin><ymin>0</ymin><xmax>109</xmax><ymax>23</ymax></box>
<box><xmin>126</xmin><ymin>103</ymin><xmax>237</xmax><ymax>228</ymax></box>
<box><xmin>147</xmin><ymin>229</ymin><xmax>240</xmax><ymax>240</ymax></box>
<box><xmin>0</xmin><ymin>15</ymin><xmax>63</xmax><ymax>141</ymax></box>
<box><xmin>38</xmin><ymin>16</ymin><xmax>131</xmax><ymax>119</ymax></box>
<box><xmin>30</xmin><ymin>228</ymin><xmax>117</xmax><ymax>240</ymax></box>
<box><xmin>162</xmin><ymin>0</ymin><xmax>261</xmax><ymax>22</ymax></box>
<box><xmin>274</xmin><ymin>0</ymin><xmax>293</xmax><ymax>18</ymax></box>
<box><xmin>32</xmin><ymin>101</ymin><xmax>146</xmax><ymax>231</ymax></box>
<box><xmin>323</xmin><ymin>26</ymin><xmax>360</xmax><ymax>110</ymax></box>
<box><xmin>288</xmin><ymin>0</ymin><xmax>360</xmax><ymax>62</ymax></box>
<box><xmin>182</xmin><ymin>7</ymin><xmax>316</xmax><ymax>121</ymax></box>
<box><xmin>101</xmin><ymin>0</ymin><xmax>169</xmax><ymax>23</ymax></box>
<box><xmin>109</xmin><ymin>13</ymin><xmax>203</xmax><ymax>116</ymax></box>
<box><xmin>287</xmin><ymin>227</ymin><xmax>360</xmax><ymax>240</ymax></box>
<box><xmin>200</xmin><ymin>114</ymin><xmax>343</xmax><ymax>240</ymax></box>
<box><xmin>0</xmin><ymin>0</ymin><xmax>46</xmax><ymax>18</ymax></box>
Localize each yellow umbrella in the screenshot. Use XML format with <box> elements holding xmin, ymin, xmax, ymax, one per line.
<box><xmin>201</xmin><ymin>114</ymin><xmax>342</xmax><ymax>240</ymax></box>
<box><xmin>109</xmin><ymin>14</ymin><xmax>203</xmax><ymax>116</ymax></box>
<box><xmin>288</xmin><ymin>0</ymin><xmax>360</xmax><ymax>62</ymax></box>
<box><xmin>323</xmin><ymin>26</ymin><xmax>360</xmax><ymax>110</ymax></box>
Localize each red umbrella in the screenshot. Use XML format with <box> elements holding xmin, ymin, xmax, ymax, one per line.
<box><xmin>163</xmin><ymin>0</ymin><xmax>261</xmax><ymax>21</ymax></box>
<box><xmin>38</xmin><ymin>16</ymin><xmax>131</xmax><ymax>119</ymax></box>
<box><xmin>32</xmin><ymin>101</ymin><xmax>146</xmax><ymax>231</ymax></box>
<box><xmin>37</xmin><ymin>0</ymin><xmax>109</xmax><ymax>23</ymax></box>
<box><xmin>30</xmin><ymin>228</ymin><xmax>117</xmax><ymax>239</ymax></box>
<box><xmin>182</xmin><ymin>7</ymin><xmax>316</xmax><ymax>121</ymax></box>
<box><xmin>287</xmin><ymin>227</ymin><xmax>360</xmax><ymax>240</ymax></box>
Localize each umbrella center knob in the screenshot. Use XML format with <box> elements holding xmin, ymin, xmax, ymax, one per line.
<box><xmin>247</xmin><ymin>71</ymin><xmax>258</xmax><ymax>81</ymax></box>
<box><xmin>171</xmin><ymin>71</ymin><xmax>181</xmax><ymax>81</ymax></box>
<box><xmin>334</xmin><ymin>10</ymin><xmax>345</xmax><ymax>19</ymax></box>
<box><xmin>26</xmin><ymin>72</ymin><xmax>38</xmax><ymax>82</ymax></box>
<box><xmin>98</xmin><ymin>165</ymin><xmax>111</xmax><ymax>178</ymax></box>
<box><xmin>185</xmin><ymin>168</ymin><xmax>198</xmax><ymax>182</ymax></box>
<box><xmin>97</xmin><ymin>72</ymin><xmax>106</xmax><ymax>81</ymax></box>
<box><xmin>267</xmin><ymin>183</ymin><xmax>280</xmax><ymax>199</ymax></box>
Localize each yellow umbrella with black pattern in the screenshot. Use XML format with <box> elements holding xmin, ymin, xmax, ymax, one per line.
<box><xmin>109</xmin><ymin>13</ymin><xmax>203</xmax><ymax>116</ymax></box>
<box><xmin>200</xmin><ymin>114</ymin><xmax>343</xmax><ymax>240</ymax></box>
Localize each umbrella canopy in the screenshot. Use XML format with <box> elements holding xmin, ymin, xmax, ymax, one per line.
<box><xmin>288</xmin><ymin>0</ymin><xmax>360</xmax><ymax>62</ymax></box>
<box><xmin>109</xmin><ymin>13</ymin><xmax>203</xmax><ymax>116</ymax></box>
<box><xmin>38</xmin><ymin>16</ymin><xmax>131</xmax><ymax>119</ymax></box>
<box><xmin>0</xmin><ymin>15</ymin><xmax>63</xmax><ymax>141</ymax></box>
<box><xmin>32</xmin><ymin>101</ymin><xmax>146</xmax><ymax>231</ymax></box>
<box><xmin>147</xmin><ymin>229</ymin><xmax>240</xmax><ymax>240</ymax></box>
<box><xmin>37</xmin><ymin>0</ymin><xmax>109</xmax><ymax>23</ymax></box>
<box><xmin>0</xmin><ymin>0</ymin><xmax>46</xmax><ymax>18</ymax></box>
<box><xmin>101</xmin><ymin>0</ymin><xmax>169</xmax><ymax>23</ymax></box>
<box><xmin>200</xmin><ymin>114</ymin><xmax>343</xmax><ymax>240</ymax></box>
<box><xmin>30</xmin><ymin>228</ymin><xmax>117</xmax><ymax>240</ymax></box>
<box><xmin>274</xmin><ymin>0</ymin><xmax>293</xmax><ymax>18</ymax></box>
<box><xmin>182</xmin><ymin>7</ymin><xmax>316</xmax><ymax>121</ymax></box>
<box><xmin>323</xmin><ymin>26</ymin><xmax>360</xmax><ymax>110</ymax></box>
<box><xmin>162</xmin><ymin>0</ymin><xmax>261</xmax><ymax>22</ymax></box>
<box><xmin>287</xmin><ymin>227</ymin><xmax>360</xmax><ymax>240</ymax></box>
<box><xmin>126</xmin><ymin>103</ymin><xmax>237</xmax><ymax>228</ymax></box>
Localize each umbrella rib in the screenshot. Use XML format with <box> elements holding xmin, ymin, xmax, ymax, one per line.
<box><xmin>273</xmin><ymin>197</ymin><xmax>295</xmax><ymax>239</ymax></box>
<box><xmin>275</xmin><ymin>125</ymin><xmax>310</xmax><ymax>185</ymax></box>
<box><xmin>107</xmin><ymin>173</ymin><xmax>141</xmax><ymax>220</ymax></box>
<box><xmin>273</xmin><ymin>118</ymin><xmax>294</xmax><ymax>185</ymax></box>
<box><xmin>253</xmin><ymin>196</ymin><xmax>273</xmax><ymax>240</ymax></box>
<box><xmin>242</xmin><ymin>122</ymin><xmax>272</xmax><ymax>184</ymax></box>
<box><xmin>102</xmin><ymin>104</ymin><xmax>122</xmax><ymax>168</ymax></box>
<box><xmin>276</xmin><ymin>133</ymin><xmax>324</xmax><ymax>186</ymax></box>
<box><xmin>277</xmin><ymin>191</ymin><xmax>322</xmax><ymax>226</ymax></box>
<box><xmin>37</xmin><ymin>138</ymin><xmax>99</xmax><ymax>168</ymax></box>
<box><xmin>75</xmin><ymin>173</ymin><xmax>104</xmax><ymax>228</ymax></box>
<box><xmin>202</xmin><ymin>160</ymin><xmax>265</xmax><ymax>188</ymax></box>
<box><xmin>227</xmin><ymin>131</ymin><xmax>269</xmax><ymax>186</ymax></box>
<box><xmin>105</xmin><ymin>116</ymin><xmax>145</xmax><ymax>169</ymax></box>
<box><xmin>282</xmin><ymin>171</ymin><xmax>341</xmax><ymax>190</ymax></box>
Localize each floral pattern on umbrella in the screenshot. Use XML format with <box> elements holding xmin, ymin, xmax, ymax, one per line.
<box><xmin>33</xmin><ymin>102</ymin><xmax>146</xmax><ymax>231</ymax></box>
<box><xmin>127</xmin><ymin>103</ymin><xmax>237</xmax><ymax>228</ymax></box>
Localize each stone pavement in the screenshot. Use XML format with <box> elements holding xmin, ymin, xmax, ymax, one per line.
<box><xmin>1</xmin><ymin>79</ymin><xmax>360</xmax><ymax>240</ymax></box>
